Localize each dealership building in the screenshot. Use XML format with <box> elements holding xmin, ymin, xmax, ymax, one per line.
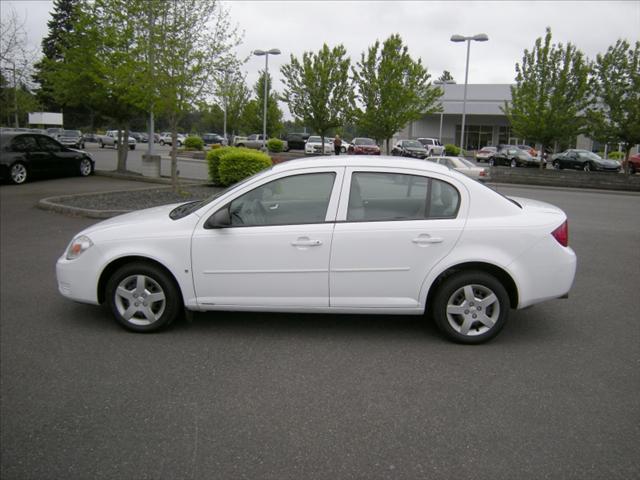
<box><xmin>396</xmin><ymin>83</ymin><xmax>599</xmax><ymax>152</ymax></box>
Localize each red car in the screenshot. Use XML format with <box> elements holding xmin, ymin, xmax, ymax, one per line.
<box><xmin>628</xmin><ymin>153</ymin><xmax>640</xmax><ymax>174</ymax></box>
<box><xmin>348</xmin><ymin>137</ymin><xmax>381</xmax><ymax>155</ymax></box>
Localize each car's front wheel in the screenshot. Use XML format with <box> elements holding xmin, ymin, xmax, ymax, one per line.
<box><xmin>431</xmin><ymin>271</ymin><xmax>510</xmax><ymax>344</ymax></box>
<box><xmin>9</xmin><ymin>162</ymin><xmax>28</xmax><ymax>184</ymax></box>
<box><xmin>583</xmin><ymin>162</ymin><xmax>592</xmax><ymax>172</ymax></box>
<box><xmin>510</xmin><ymin>158</ymin><xmax>517</xmax><ymax>168</ymax></box>
<box><xmin>488</xmin><ymin>158</ymin><xmax>495</xmax><ymax>167</ymax></box>
<box><xmin>105</xmin><ymin>262</ymin><xmax>182</xmax><ymax>332</ymax></box>
<box><xmin>79</xmin><ymin>158</ymin><xmax>93</xmax><ymax>177</ymax></box>
<box><xmin>553</xmin><ymin>160</ymin><xmax>561</xmax><ymax>170</ymax></box>
<box><xmin>99</xmin><ymin>141</ymin><xmax>104</xmax><ymax>148</ymax></box>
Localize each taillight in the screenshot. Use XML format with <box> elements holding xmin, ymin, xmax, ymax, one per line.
<box><xmin>551</xmin><ymin>220</ymin><xmax>569</xmax><ymax>247</ymax></box>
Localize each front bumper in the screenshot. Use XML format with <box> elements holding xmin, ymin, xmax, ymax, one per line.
<box><xmin>56</xmin><ymin>252</ymin><xmax>102</xmax><ymax>305</ymax></box>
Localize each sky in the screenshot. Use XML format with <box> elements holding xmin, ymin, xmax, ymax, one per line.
<box><xmin>2</xmin><ymin>0</ymin><xmax>639</xmax><ymax>114</ymax></box>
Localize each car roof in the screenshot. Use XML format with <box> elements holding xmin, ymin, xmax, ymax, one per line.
<box><xmin>271</xmin><ymin>155</ymin><xmax>452</xmax><ymax>175</ymax></box>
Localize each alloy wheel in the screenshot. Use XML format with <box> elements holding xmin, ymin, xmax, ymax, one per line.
<box><xmin>445</xmin><ymin>284</ymin><xmax>501</xmax><ymax>337</ymax></box>
<box><xmin>114</xmin><ymin>274</ymin><xmax>166</xmax><ymax>326</ymax></box>
<box><xmin>79</xmin><ymin>158</ymin><xmax>92</xmax><ymax>176</ymax></box>
<box><xmin>10</xmin><ymin>163</ymin><xmax>27</xmax><ymax>184</ymax></box>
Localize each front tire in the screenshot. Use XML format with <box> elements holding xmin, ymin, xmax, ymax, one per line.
<box><xmin>553</xmin><ymin>160</ymin><xmax>561</xmax><ymax>170</ymax></box>
<box><xmin>583</xmin><ymin>162</ymin><xmax>592</xmax><ymax>172</ymax></box>
<box><xmin>79</xmin><ymin>158</ymin><xmax>93</xmax><ymax>177</ymax></box>
<box><xmin>510</xmin><ymin>158</ymin><xmax>517</xmax><ymax>168</ymax></box>
<box><xmin>488</xmin><ymin>158</ymin><xmax>495</xmax><ymax>167</ymax></box>
<box><xmin>99</xmin><ymin>141</ymin><xmax>104</xmax><ymax>148</ymax></box>
<box><xmin>9</xmin><ymin>162</ymin><xmax>28</xmax><ymax>184</ymax></box>
<box><xmin>431</xmin><ymin>271</ymin><xmax>510</xmax><ymax>344</ymax></box>
<box><xmin>105</xmin><ymin>262</ymin><xmax>182</xmax><ymax>332</ymax></box>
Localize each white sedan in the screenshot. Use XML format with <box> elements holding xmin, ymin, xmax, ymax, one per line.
<box><xmin>57</xmin><ymin>156</ymin><xmax>576</xmax><ymax>343</ymax></box>
<box><xmin>428</xmin><ymin>156</ymin><xmax>491</xmax><ymax>181</ymax></box>
<box><xmin>304</xmin><ymin>136</ymin><xmax>334</xmax><ymax>155</ymax></box>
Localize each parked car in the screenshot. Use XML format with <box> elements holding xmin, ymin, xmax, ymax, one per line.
<box><xmin>304</xmin><ymin>136</ymin><xmax>333</xmax><ymax>155</ymax></box>
<box><xmin>57</xmin><ymin>129</ymin><xmax>85</xmax><ymax>149</ymax></box>
<box><xmin>417</xmin><ymin>137</ymin><xmax>445</xmax><ymax>156</ymax></box>
<box><xmin>0</xmin><ymin>132</ymin><xmax>94</xmax><ymax>184</ymax></box>
<box><xmin>476</xmin><ymin>146</ymin><xmax>497</xmax><ymax>163</ymax></box>
<box><xmin>159</xmin><ymin>132</ymin><xmax>185</xmax><ymax>147</ymax></box>
<box><xmin>551</xmin><ymin>150</ymin><xmax>621</xmax><ymax>172</ymax></box>
<box><xmin>347</xmin><ymin>137</ymin><xmax>381</xmax><ymax>155</ymax></box>
<box><xmin>628</xmin><ymin>153</ymin><xmax>640</xmax><ymax>174</ymax></box>
<box><xmin>56</xmin><ymin>156</ymin><xmax>576</xmax><ymax>344</ymax></box>
<box><xmin>98</xmin><ymin>131</ymin><xmax>137</xmax><ymax>150</ymax></box>
<box><xmin>489</xmin><ymin>145</ymin><xmax>541</xmax><ymax>167</ymax></box>
<box><xmin>202</xmin><ymin>133</ymin><xmax>227</xmax><ymax>146</ymax></box>
<box><xmin>391</xmin><ymin>140</ymin><xmax>429</xmax><ymax>159</ymax></box>
<box><xmin>46</xmin><ymin>127</ymin><xmax>64</xmax><ymax>140</ymax></box>
<box><xmin>283</xmin><ymin>132</ymin><xmax>310</xmax><ymax>151</ymax></box>
<box><xmin>428</xmin><ymin>156</ymin><xmax>491</xmax><ymax>182</ymax></box>
<box><xmin>83</xmin><ymin>133</ymin><xmax>100</xmax><ymax>143</ymax></box>
<box><xmin>517</xmin><ymin>144</ymin><xmax>538</xmax><ymax>157</ymax></box>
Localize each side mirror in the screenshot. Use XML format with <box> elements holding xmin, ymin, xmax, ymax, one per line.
<box><xmin>204</xmin><ymin>206</ymin><xmax>231</xmax><ymax>229</ymax></box>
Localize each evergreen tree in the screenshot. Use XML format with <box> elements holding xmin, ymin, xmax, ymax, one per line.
<box><xmin>241</xmin><ymin>71</ymin><xmax>283</xmax><ymax>137</ymax></box>
<box><xmin>438</xmin><ymin>70</ymin><xmax>455</xmax><ymax>83</ymax></box>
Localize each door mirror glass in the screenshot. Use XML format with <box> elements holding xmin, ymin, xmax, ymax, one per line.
<box><xmin>205</xmin><ymin>206</ymin><xmax>231</xmax><ymax>229</ymax></box>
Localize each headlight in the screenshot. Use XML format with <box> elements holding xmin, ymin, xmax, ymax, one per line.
<box><xmin>66</xmin><ymin>235</ymin><xmax>93</xmax><ymax>260</ymax></box>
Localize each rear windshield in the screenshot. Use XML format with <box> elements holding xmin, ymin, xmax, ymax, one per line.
<box><xmin>354</xmin><ymin>138</ymin><xmax>376</xmax><ymax>146</ymax></box>
<box><xmin>403</xmin><ymin>140</ymin><xmax>424</xmax><ymax>148</ymax></box>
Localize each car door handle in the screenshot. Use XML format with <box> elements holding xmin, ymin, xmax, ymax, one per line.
<box><xmin>268</xmin><ymin>203</ymin><xmax>279</xmax><ymax>210</ymax></box>
<box><xmin>412</xmin><ymin>235</ymin><xmax>443</xmax><ymax>245</ymax></box>
<box><xmin>291</xmin><ymin>238</ymin><xmax>322</xmax><ymax>247</ymax></box>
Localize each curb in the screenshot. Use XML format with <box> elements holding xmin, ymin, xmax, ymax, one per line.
<box><xmin>94</xmin><ymin>169</ymin><xmax>203</xmax><ymax>184</ymax></box>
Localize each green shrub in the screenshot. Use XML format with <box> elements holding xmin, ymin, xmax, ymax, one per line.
<box><xmin>184</xmin><ymin>135</ymin><xmax>204</xmax><ymax>150</ymax></box>
<box><xmin>267</xmin><ymin>138</ymin><xmax>284</xmax><ymax>152</ymax></box>
<box><xmin>218</xmin><ymin>149</ymin><xmax>272</xmax><ymax>186</ymax></box>
<box><xmin>444</xmin><ymin>144</ymin><xmax>461</xmax><ymax>156</ymax></box>
<box><xmin>206</xmin><ymin>146</ymin><xmax>235</xmax><ymax>184</ymax></box>
<box><xmin>607</xmin><ymin>151</ymin><xmax>624</xmax><ymax>160</ymax></box>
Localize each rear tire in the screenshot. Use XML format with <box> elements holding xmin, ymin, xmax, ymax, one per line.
<box><xmin>105</xmin><ymin>262</ymin><xmax>182</xmax><ymax>333</ymax></box>
<box><xmin>431</xmin><ymin>271</ymin><xmax>510</xmax><ymax>344</ymax></box>
<box><xmin>510</xmin><ymin>159</ymin><xmax>517</xmax><ymax>168</ymax></box>
<box><xmin>99</xmin><ymin>141</ymin><xmax>104</xmax><ymax>148</ymax></box>
<box><xmin>9</xmin><ymin>162</ymin><xmax>28</xmax><ymax>184</ymax></box>
<box><xmin>488</xmin><ymin>158</ymin><xmax>495</xmax><ymax>167</ymax></box>
<box><xmin>583</xmin><ymin>163</ymin><xmax>592</xmax><ymax>172</ymax></box>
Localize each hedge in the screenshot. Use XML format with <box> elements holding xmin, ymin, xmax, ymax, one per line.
<box><xmin>207</xmin><ymin>146</ymin><xmax>272</xmax><ymax>186</ymax></box>
<box><xmin>184</xmin><ymin>135</ymin><xmax>204</xmax><ymax>150</ymax></box>
<box><xmin>444</xmin><ymin>144</ymin><xmax>461</xmax><ymax>156</ymax></box>
<box><xmin>267</xmin><ymin>138</ymin><xmax>284</xmax><ymax>152</ymax></box>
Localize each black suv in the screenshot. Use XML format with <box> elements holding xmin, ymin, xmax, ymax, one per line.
<box><xmin>283</xmin><ymin>132</ymin><xmax>310</xmax><ymax>151</ymax></box>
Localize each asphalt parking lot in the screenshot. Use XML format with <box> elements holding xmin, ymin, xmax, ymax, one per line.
<box><xmin>1</xmin><ymin>176</ymin><xmax>639</xmax><ymax>479</ymax></box>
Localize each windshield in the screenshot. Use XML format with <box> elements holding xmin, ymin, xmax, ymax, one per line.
<box><xmin>169</xmin><ymin>168</ymin><xmax>273</xmax><ymax>220</ymax></box>
<box><xmin>62</xmin><ymin>130</ymin><xmax>81</xmax><ymax>136</ymax></box>
<box><xmin>307</xmin><ymin>136</ymin><xmax>321</xmax><ymax>143</ymax></box>
<box><xmin>403</xmin><ymin>140</ymin><xmax>424</xmax><ymax>148</ymax></box>
<box><xmin>354</xmin><ymin>138</ymin><xmax>376</xmax><ymax>146</ymax></box>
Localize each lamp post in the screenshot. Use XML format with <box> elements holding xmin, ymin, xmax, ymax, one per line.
<box><xmin>252</xmin><ymin>48</ymin><xmax>281</xmax><ymax>150</ymax></box>
<box><xmin>434</xmin><ymin>79</ymin><xmax>456</xmax><ymax>144</ymax></box>
<box><xmin>450</xmin><ymin>33</ymin><xmax>488</xmax><ymax>152</ymax></box>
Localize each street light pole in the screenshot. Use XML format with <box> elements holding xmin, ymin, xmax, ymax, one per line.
<box><xmin>451</xmin><ymin>33</ymin><xmax>488</xmax><ymax>152</ymax></box>
<box><xmin>434</xmin><ymin>79</ymin><xmax>456</xmax><ymax>144</ymax></box>
<box><xmin>253</xmin><ymin>48</ymin><xmax>281</xmax><ymax>150</ymax></box>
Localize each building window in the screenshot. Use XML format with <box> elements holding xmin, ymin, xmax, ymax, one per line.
<box><xmin>455</xmin><ymin>125</ymin><xmax>494</xmax><ymax>150</ymax></box>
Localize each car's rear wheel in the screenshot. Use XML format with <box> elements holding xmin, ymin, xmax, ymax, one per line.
<box><xmin>432</xmin><ymin>271</ymin><xmax>510</xmax><ymax>344</ymax></box>
<box><xmin>99</xmin><ymin>141</ymin><xmax>104</xmax><ymax>148</ymax></box>
<box><xmin>129</xmin><ymin>144</ymin><xmax>135</xmax><ymax>150</ymax></box>
<box><xmin>106</xmin><ymin>262</ymin><xmax>181</xmax><ymax>332</ymax></box>
<box><xmin>583</xmin><ymin>163</ymin><xmax>592</xmax><ymax>172</ymax></box>
<box><xmin>9</xmin><ymin>162</ymin><xmax>28</xmax><ymax>184</ymax></box>
<box><xmin>510</xmin><ymin>159</ymin><xmax>517</xmax><ymax>168</ymax></box>
<box><xmin>79</xmin><ymin>158</ymin><xmax>93</xmax><ymax>177</ymax></box>
<box><xmin>160</xmin><ymin>140</ymin><xmax>165</xmax><ymax>146</ymax></box>
<box><xmin>488</xmin><ymin>158</ymin><xmax>495</xmax><ymax>167</ymax></box>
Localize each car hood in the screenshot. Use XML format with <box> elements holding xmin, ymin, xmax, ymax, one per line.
<box><xmin>79</xmin><ymin>203</ymin><xmax>196</xmax><ymax>239</ymax></box>
<box><xmin>596</xmin><ymin>159</ymin><xmax>620</xmax><ymax>167</ymax></box>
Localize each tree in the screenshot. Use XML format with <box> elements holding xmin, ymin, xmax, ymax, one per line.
<box><xmin>32</xmin><ymin>0</ymin><xmax>80</xmax><ymax>112</ymax></box>
<box><xmin>214</xmin><ymin>69</ymin><xmax>250</xmax><ymax>138</ymax></box>
<box><xmin>241</xmin><ymin>71</ymin><xmax>283</xmax><ymax>137</ymax></box>
<box><xmin>586</xmin><ymin>39</ymin><xmax>640</xmax><ymax>175</ymax></box>
<box><xmin>438</xmin><ymin>70</ymin><xmax>455</xmax><ymax>83</ymax></box>
<box><xmin>1</xmin><ymin>7</ymin><xmax>39</xmax><ymax>127</ymax></box>
<box><xmin>352</xmin><ymin>34</ymin><xmax>442</xmax><ymax>153</ymax></box>
<box><xmin>281</xmin><ymin>43</ymin><xmax>355</xmax><ymax>154</ymax></box>
<box><xmin>150</xmin><ymin>0</ymin><xmax>242</xmax><ymax>189</ymax></box>
<box><xmin>503</xmin><ymin>28</ymin><xmax>590</xmax><ymax>168</ymax></box>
